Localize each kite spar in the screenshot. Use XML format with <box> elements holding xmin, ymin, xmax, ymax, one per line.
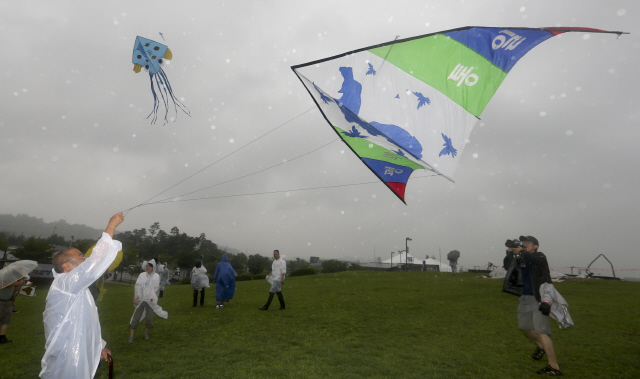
<box><xmin>292</xmin><ymin>26</ymin><xmax>626</xmax><ymax>204</ymax></box>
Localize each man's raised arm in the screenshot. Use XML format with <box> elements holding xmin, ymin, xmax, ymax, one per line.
<box><xmin>105</xmin><ymin>212</ymin><xmax>124</xmax><ymax>238</ymax></box>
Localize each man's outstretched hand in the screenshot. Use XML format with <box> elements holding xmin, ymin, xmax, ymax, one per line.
<box><xmin>105</xmin><ymin>213</ymin><xmax>124</xmax><ymax>237</ymax></box>
<box><xmin>101</xmin><ymin>348</ymin><xmax>112</xmax><ymax>361</ymax></box>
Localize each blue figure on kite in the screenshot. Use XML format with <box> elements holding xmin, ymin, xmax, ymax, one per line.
<box><xmin>132</xmin><ymin>36</ymin><xmax>190</xmax><ymax>124</ymax></box>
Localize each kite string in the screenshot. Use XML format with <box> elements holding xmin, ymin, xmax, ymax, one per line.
<box><xmin>123</xmin><ymin>107</ymin><xmax>315</xmax><ymax>215</ymax></box>
<box><xmin>136</xmin><ymin>174</ymin><xmax>440</xmax><ymax>205</ymax></box>
<box><xmin>143</xmin><ymin>138</ymin><xmax>340</xmax><ymax>206</ymax></box>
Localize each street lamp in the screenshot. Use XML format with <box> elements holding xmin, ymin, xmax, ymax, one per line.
<box><xmin>405</xmin><ymin>237</ymin><xmax>412</xmax><ymax>271</ymax></box>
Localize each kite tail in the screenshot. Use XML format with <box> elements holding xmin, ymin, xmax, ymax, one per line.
<box><xmin>158</xmin><ymin>68</ymin><xmax>191</xmax><ymax>119</ymax></box>
<box><xmin>147</xmin><ymin>73</ymin><xmax>161</xmax><ymax>124</ymax></box>
<box><xmin>153</xmin><ymin>73</ymin><xmax>171</xmax><ymax>125</ymax></box>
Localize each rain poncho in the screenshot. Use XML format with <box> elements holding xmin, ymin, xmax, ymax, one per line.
<box><xmin>157</xmin><ymin>263</ymin><xmax>169</xmax><ymax>291</ymax></box>
<box><xmin>40</xmin><ymin>233</ymin><xmax>121</xmax><ymax>379</ymax></box>
<box><xmin>130</xmin><ymin>260</ymin><xmax>168</xmax><ymax>324</ymax></box>
<box><xmin>191</xmin><ymin>266</ymin><xmax>209</xmax><ymax>290</ymax></box>
<box><xmin>214</xmin><ymin>255</ymin><xmax>235</xmax><ymax>302</ymax></box>
<box><xmin>540</xmin><ymin>283</ymin><xmax>574</xmax><ymax>329</ymax></box>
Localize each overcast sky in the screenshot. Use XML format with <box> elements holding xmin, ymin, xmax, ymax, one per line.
<box><xmin>1</xmin><ymin>0</ymin><xmax>638</xmax><ymax>277</ymax></box>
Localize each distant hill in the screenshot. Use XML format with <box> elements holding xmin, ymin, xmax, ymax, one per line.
<box><xmin>0</xmin><ymin>213</ymin><xmax>104</xmax><ymax>241</ymax></box>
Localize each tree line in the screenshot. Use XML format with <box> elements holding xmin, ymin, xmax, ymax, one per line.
<box><xmin>1</xmin><ymin>223</ymin><xmax>312</xmax><ymax>277</ymax></box>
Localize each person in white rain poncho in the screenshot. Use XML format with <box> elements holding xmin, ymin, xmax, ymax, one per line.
<box><xmin>259</xmin><ymin>250</ymin><xmax>286</xmax><ymax>311</ymax></box>
<box><xmin>191</xmin><ymin>261</ymin><xmax>209</xmax><ymax>307</ymax></box>
<box><xmin>157</xmin><ymin>261</ymin><xmax>169</xmax><ymax>298</ymax></box>
<box><xmin>40</xmin><ymin>213</ymin><xmax>124</xmax><ymax>379</ymax></box>
<box><xmin>128</xmin><ymin>259</ymin><xmax>168</xmax><ymax>343</ymax></box>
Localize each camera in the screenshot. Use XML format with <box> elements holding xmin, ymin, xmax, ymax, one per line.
<box><xmin>504</xmin><ymin>239</ymin><xmax>522</xmax><ymax>248</ymax></box>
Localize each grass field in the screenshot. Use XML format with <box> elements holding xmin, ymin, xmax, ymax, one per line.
<box><xmin>4</xmin><ymin>271</ymin><xmax>639</xmax><ymax>378</ymax></box>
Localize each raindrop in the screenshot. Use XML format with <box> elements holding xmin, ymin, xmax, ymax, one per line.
<box><xmin>603</xmin><ymin>183</ymin><xmax>612</xmax><ymax>189</ymax></box>
<box><xmin>13</xmin><ymin>92</ymin><xmax>18</xmax><ymax>96</ymax></box>
<box><xmin>565</xmin><ymin>130</ymin><xmax>573</xmax><ymax>136</ymax></box>
<box><xmin>42</xmin><ymin>126</ymin><xmax>46</xmax><ymax>130</ymax></box>
<box><xmin>608</xmin><ymin>68</ymin><xmax>615</xmax><ymax>74</ymax></box>
<box><xmin>472</xmin><ymin>153</ymin><xmax>478</xmax><ymax>158</ymax></box>
<box><xmin>285</xmin><ymin>192</ymin><xmax>290</xmax><ymax>197</ymax></box>
<box><xmin>225</xmin><ymin>59</ymin><xmax>230</xmax><ymax>63</ymax></box>
<box><xmin>211</xmin><ymin>125</ymin><xmax>216</xmax><ymax>129</ymax></box>
<box><xmin>132</xmin><ymin>134</ymin><xmax>136</xmax><ymax>138</ymax></box>
<box><xmin>129</xmin><ymin>103</ymin><xmax>134</xmax><ymax>107</ymax></box>
<box><xmin>617</xmin><ymin>9</ymin><xmax>626</xmax><ymax>16</ymax></box>
<box><xmin>583</xmin><ymin>34</ymin><xmax>590</xmax><ymax>40</ymax></box>
<box><xmin>307</xmin><ymin>242</ymin><xmax>311</xmax><ymax>246</ymax></box>
<box><xmin>61</xmin><ymin>115</ymin><xmax>66</xmax><ymax>119</ymax></box>
<box><xmin>575</xmin><ymin>87</ymin><xmax>581</xmax><ymax>91</ymax></box>
<box><xmin>113</xmin><ymin>147</ymin><xmax>119</xmax><ymax>152</ymax></box>
<box><xmin>341</xmin><ymin>210</ymin><xmax>345</xmax><ymax>215</ymax></box>
<box><xmin>180</xmin><ymin>97</ymin><xmax>185</xmax><ymax>101</ymax></box>
<box><xmin>540</xmin><ymin>111</ymin><xmax>546</xmax><ymax>117</ymax></box>
<box><xmin>550</xmin><ymin>95</ymin><xmax>556</xmax><ymax>100</ymax></box>
<box><xmin>113</xmin><ymin>20</ymin><xmax>119</xmax><ymax>25</ymax></box>
<box><xmin>229</xmin><ymin>139</ymin><xmax>234</xmax><ymax>143</ymax></box>
<box><xmin>72</xmin><ymin>143</ymin><xmax>78</xmax><ymax>148</ymax></box>
<box><xmin>184</xmin><ymin>163</ymin><xmax>188</xmax><ymax>167</ymax></box>
<box><xmin>368</xmin><ymin>143</ymin><xmax>374</xmax><ymax>148</ymax></box>
<box><xmin>340</xmin><ymin>150</ymin><xmax>344</xmax><ymax>154</ymax></box>
<box><xmin>425</xmin><ymin>22</ymin><xmax>430</xmax><ymax>27</ymax></box>
<box><xmin>520</xmin><ymin>6</ymin><xmax>526</xmax><ymax>12</ymax></box>
<box><xmin>372</xmin><ymin>194</ymin><xmax>376</xmax><ymax>199</ymax></box>
<box><xmin>22</xmin><ymin>89</ymin><xmax>27</xmax><ymax>92</ymax></box>
<box><xmin>560</xmin><ymin>93</ymin><xmax>566</xmax><ymax>98</ymax></box>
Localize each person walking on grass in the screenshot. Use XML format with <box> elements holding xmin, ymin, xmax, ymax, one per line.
<box><xmin>128</xmin><ymin>260</ymin><xmax>168</xmax><ymax>343</ymax></box>
<box><xmin>515</xmin><ymin>236</ymin><xmax>562</xmax><ymax>376</ymax></box>
<box><xmin>191</xmin><ymin>261</ymin><xmax>209</xmax><ymax>307</ymax></box>
<box><xmin>447</xmin><ymin>250</ymin><xmax>460</xmax><ymax>276</ymax></box>
<box><xmin>40</xmin><ymin>213</ymin><xmax>124</xmax><ymax>379</ymax></box>
<box><xmin>259</xmin><ymin>250</ymin><xmax>286</xmax><ymax>311</ymax></box>
<box><xmin>214</xmin><ymin>254</ymin><xmax>235</xmax><ymax>309</ymax></box>
<box><xmin>157</xmin><ymin>261</ymin><xmax>169</xmax><ymax>298</ymax></box>
<box><xmin>0</xmin><ymin>277</ymin><xmax>27</xmax><ymax>344</ymax></box>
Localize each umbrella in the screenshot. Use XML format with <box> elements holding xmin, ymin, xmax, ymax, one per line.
<box><xmin>0</xmin><ymin>260</ymin><xmax>38</xmax><ymax>289</ymax></box>
<box><xmin>447</xmin><ymin>250</ymin><xmax>461</xmax><ymax>261</ymax></box>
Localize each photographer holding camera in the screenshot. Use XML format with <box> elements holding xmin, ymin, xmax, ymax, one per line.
<box><xmin>504</xmin><ymin>236</ymin><xmax>561</xmax><ymax>376</ymax></box>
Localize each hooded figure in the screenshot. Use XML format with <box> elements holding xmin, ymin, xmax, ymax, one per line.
<box><xmin>191</xmin><ymin>261</ymin><xmax>209</xmax><ymax>307</ymax></box>
<box><xmin>157</xmin><ymin>262</ymin><xmax>169</xmax><ymax>298</ymax></box>
<box><xmin>128</xmin><ymin>260</ymin><xmax>168</xmax><ymax>343</ymax></box>
<box><xmin>213</xmin><ymin>254</ymin><xmax>236</xmax><ymax>308</ymax></box>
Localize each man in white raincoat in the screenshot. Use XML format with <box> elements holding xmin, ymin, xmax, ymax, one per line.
<box><xmin>128</xmin><ymin>259</ymin><xmax>168</xmax><ymax>342</ymax></box>
<box><xmin>259</xmin><ymin>250</ymin><xmax>286</xmax><ymax>311</ymax></box>
<box><xmin>40</xmin><ymin>212</ymin><xmax>124</xmax><ymax>379</ymax></box>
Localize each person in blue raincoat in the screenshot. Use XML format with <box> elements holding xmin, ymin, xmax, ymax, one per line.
<box><xmin>213</xmin><ymin>254</ymin><xmax>235</xmax><ymax>309</ymax></box>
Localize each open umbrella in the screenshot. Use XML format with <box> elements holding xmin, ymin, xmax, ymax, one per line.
<box><xmin>447</xmin><ymin>250</ymin><xmax>460</xmax><ymax>262</ymax></box>
<box><xmin>0</xmin><ymin>260</ymin><xmax>38</xmax><ymax>289</ymax></box>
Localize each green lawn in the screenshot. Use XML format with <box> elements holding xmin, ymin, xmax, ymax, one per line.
<box><xmin>4</xmin><ymin>272</ymin><xmax>639</xmax><ymax>378</ymax></box>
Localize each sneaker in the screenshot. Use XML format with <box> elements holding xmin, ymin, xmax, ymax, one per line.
<box><xmin>11</xmin><ymin>310</ymin><xmax>19</xmax><ymax>314</ymax></box>
<box><xmin>127</xmin><ymin>336</ymin><xmax>134</xmax><ymax>343</ymax></box>
<box><xmin>143</xmin><ymin>333</ymin><xmax>149</xmax><ymax>340</ymax></box>
<box><xmin>219</xmin><ymin>304</ymin><xmax>223</xmax><ymax>309</ymax></box>
<box><xmin>259</xmin><ymin>306</ymin><xmax>268</xmax><ymax>310</ymax></box>
<box><xmin>537</xmin><ymin>365</ymin><xmax>562</xmax><ymax>376</ymax></box>
<box><xmin>216</xmin><ymin>305</ymin><xmax>220</xmax><ymax>309</ymax></box>
<box><xmin>0</xmin><ymin>336</ymin><xmax>12</xmax><ymax>344</ymax></box>
<box><xmin>279</xmin><ymin>307</ymin><xmax>285</xmax><ymax>310</ymax></box>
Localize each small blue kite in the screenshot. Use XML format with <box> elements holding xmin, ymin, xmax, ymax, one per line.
<box><xmin>132</xmin><ymin>36</ymin><xmax>190</xmax><ymax>124</ymax></box>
